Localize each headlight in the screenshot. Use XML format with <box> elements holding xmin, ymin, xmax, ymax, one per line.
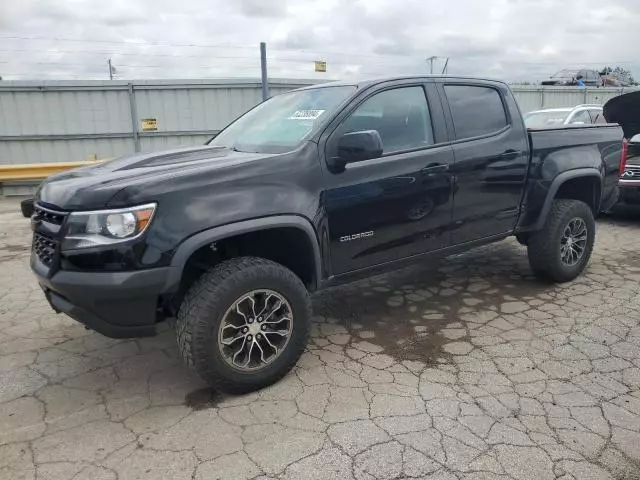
<box><xmin>62</xmin><ymin>203</ymin><xmax>156</xmax><ymax>250</ymax></box>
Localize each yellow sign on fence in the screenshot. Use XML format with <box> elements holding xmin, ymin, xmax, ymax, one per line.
<box><xmin>141</xmin><ymin>118</ymin><xmax>158</xmax><ymax>132</ymax></box>
<box><xmin>314</xmin><ymin>61</ymin><xmax>327</xmax><ymax>73</ymax></box>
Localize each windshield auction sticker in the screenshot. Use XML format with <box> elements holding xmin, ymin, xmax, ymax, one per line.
<box><xmin>289</xmin><ymin>110</ymin><xmax>325</xmax><ymax>120</ymax></box>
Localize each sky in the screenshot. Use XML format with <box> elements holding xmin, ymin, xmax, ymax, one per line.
<box><xmin>0</xmin><ymin>0</ymin><xmax>638</xmax><ymax>83</ymax></box>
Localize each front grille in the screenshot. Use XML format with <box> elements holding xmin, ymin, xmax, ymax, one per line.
<box><xmin>32</xmin><ymin>203</ymin><xmax>67</xmax><ymax>268</ymax></box>
<box><xmin>33</xmin><ymin>204</ymin><xmax>67</xmax><ymax>225</ymax></box>
<box><xmin>622</xmin><ymin>164</ymin><xmax>640</xmax><ymax>180</ymax></box>
<box><xmin>33</xmin><ymin>233</ymin><xmax>58</xmax><ymax>266</ymax></box>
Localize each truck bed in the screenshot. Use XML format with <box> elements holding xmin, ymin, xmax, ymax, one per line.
<box><xmin>520</xmin><ymin>123</ymin><xmax>623</xmax><ymax>227</ymax></box>
<box><xmin>528</xmin><ymin>123</ymin><xmax>623</xmax><ymax>159</ymax></box>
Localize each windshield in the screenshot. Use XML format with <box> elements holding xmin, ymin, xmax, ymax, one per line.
<box><xmin>524</xmin><ymin>110</ymin><xmax>570</xmax><ymax>128</ymax></box>
<box><xmin>209</xmin><ymin>85</ymin><xmax>356</xmax><ymax>154</ymax></box>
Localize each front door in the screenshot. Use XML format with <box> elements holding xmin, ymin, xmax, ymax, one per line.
<box><xmin>322</xmin><ymin>83</ymin><xmax>455</xmax><ymax>275</ymax></box>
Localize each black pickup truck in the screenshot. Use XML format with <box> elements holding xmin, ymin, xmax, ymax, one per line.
<box><xmin>30</xmin><ymin>76</ymin><xmax>623</xmax><ymax>393</ymax></box>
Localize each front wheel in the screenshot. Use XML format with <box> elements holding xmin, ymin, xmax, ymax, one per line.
<box><xmin>527</xmin><ymin>199</ymin><xmax>595</xmax><ymax>282</ymax></box>
<box><xmin>176</xmin><ymin>257</ymin><xmax>311</xmax><ymax>394</ymax></box>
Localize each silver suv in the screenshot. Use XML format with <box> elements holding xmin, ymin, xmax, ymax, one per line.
<box><xmin>524</xmin><ymin>105</ymin><xmax>605</xmax><ymax>128</ymax></box>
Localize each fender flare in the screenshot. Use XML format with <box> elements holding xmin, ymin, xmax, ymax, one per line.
<box><xmin>533</xmin><ymin>168</ymin><xmax>602</xmax><ymax>230</ymax></box>
<box><xmin>162</xmin><ymin>215</ymin><xmax>323</xmax><ymax>293</ymax></box>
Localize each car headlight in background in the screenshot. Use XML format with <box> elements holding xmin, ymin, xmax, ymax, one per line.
<box><xmin>62</xmin><ymin>203</ymin><xmax>156</xmax><ymax>250</ymax></box>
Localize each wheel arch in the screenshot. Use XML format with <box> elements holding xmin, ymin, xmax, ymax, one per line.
<box><xmin>533</xmin><ymin>169</ymin><xmax>602</xmax><ymax>230</ymax></box>
<box><xmin>163</xmin><ymin>215</ymin><xmax>323</xmax><ymax>294</ymax></box>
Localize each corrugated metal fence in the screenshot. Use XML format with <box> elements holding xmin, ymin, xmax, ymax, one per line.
<box><xmin>512</xmin><ymin>85</ymin><xmax>637</xmax><ymax>115</ymax></box>
<box><xmin>1</xmin><ymin>79</ymin><xmax>638</xmax><ymax>170</ymax></box>
<box><xmin>0</xmin><ymin>79</ymin><xmax>314</xmax><ymax>169</ymax></box>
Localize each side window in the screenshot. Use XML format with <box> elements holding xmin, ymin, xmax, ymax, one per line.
<box><xmin>590</xmin><ymin>109</ymin><xmax>605</xmax><ymax>123</ymax></box>
<box><xmin>569</xmin><ymin>110</ymin><xmax>591</xmax><ymax>124</ymax></box>
<box><xmin>335</xmin><ymin>86</ymin><xmax>434</xmax><ymax>155</ymax></box>
<box><xmin>444</xmin><ymin>85</ymin><xmax>508</xmax><ymax>139</ymax></box>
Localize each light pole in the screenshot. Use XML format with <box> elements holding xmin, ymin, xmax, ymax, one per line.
<box><xmin>426</xmin><ymin>56</ymin><xmax>437</xmax><ymax>74</ymax></box>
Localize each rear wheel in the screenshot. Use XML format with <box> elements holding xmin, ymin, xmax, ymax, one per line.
<box><xmin>527</xmin><ymin>199</ymin><xmax>595</xmax><ymax>282</ymax></box>
<box><xmin>176</xmin><ymin>257</ymin><xmax>311</xmax><ymax>394</ymax></box>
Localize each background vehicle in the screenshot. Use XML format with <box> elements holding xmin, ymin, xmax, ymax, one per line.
<box><xmin>542</xmin><ymin>68</ymin><xmax>602</xmax><ymax>86</ymax></box>
<box><xmin>30</xmin><ymin>76</ymin><xmax>623</xmax><ymax>393</ymax></box>
<box><xmin>524</xmin><ymin>105</ymin><xmax>605</xmax><ymax>128</ymax></box>
<box><xmin>618</xmin><ymin>135</ymin><xmax>640</xmax><ymax>204</ymax></box>
<box><xmin>604</xmin><ymin>91</ymin><xmax>640</xmax><ymax>205</ymax></box>
<box><xmin>601</xmin><ymin>74</ymin><xmax>633</xmax><ymax>87</ymax></box>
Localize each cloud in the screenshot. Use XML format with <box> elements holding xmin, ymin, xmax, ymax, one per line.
<box><xmin>238</xmin><ymin>0</ymin><xmax>288</xmax><ymax>18</ymax></box>
<box><xmin>0</xmin><ymin>0</ymin><xmax>638</xmax><ymax>83</ymax></box>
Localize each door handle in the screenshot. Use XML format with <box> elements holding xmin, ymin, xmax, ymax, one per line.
<box><xmin>500</xmin><ymin>150</ymin><xmax>521</xmax><ymax>159</ymax></box>
<box><xmin>421</xmin><ymin>163</ymin><xmax>449</xmax><ymax>173</ymax></box>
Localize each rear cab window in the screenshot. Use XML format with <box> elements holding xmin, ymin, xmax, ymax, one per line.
<box><xmin>444</xmin><ymin>85</ymin><xmax>508</xmax><ymax>140</ymax></box>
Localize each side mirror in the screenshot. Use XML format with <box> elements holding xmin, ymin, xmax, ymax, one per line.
<box><xmin>331</xmin><ymin>130</ymin><xmax>383</xmax><ymax>169</ymax></box>
<box><xmin>327</xmin><ymin>130</ymin><xmax>383</xmax><ymax>173</ymax></box>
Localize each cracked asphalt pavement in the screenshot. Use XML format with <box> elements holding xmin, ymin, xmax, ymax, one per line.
<box><xmin>1</xmin><ymin>197</ymin><xmax>640</xmax><ymax>480</ymax></box>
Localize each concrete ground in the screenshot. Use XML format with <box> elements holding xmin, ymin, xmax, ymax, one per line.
<box><xmin>1</xmin><ymin>197</ymin><xmax>640</xmax><ymax>480</ymax></box>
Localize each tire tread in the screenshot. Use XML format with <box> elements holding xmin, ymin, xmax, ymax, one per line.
<box><xmin>527</xmin><ymin>199</ymin><xmax>595</xmax><ymax>282</ymax></box>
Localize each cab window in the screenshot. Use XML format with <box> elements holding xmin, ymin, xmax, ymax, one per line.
<box><xmin>332</xmin><ymin>86</ymin><xmax>434</xmax><ymax>155</ymax></box>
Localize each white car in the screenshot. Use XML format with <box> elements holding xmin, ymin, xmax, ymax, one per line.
<box><xmin>524</xmin><ymin>105</ymin><xmax>605</xmax><ymax>128</ymax></box>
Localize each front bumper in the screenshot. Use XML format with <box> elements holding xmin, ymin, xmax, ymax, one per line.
<box><xmin>32</xmin><ymin>253</ymin><xmax>171</xmax><ymax>338</ymax></box>
<box><xmin>617</xmin><ymin>180</ymin><xmax>640</xmax><ymax>205</ymax></box>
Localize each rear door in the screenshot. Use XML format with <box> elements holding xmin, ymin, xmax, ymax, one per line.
<box><xmin>439</xmin><ymin>81</ymin><xmax>529</xmax><ymax>245</ymax></box>
<box><xmin>321</xmin><ymin>81</ymin><xmax>455</xmax><ymax>275</ymax></box>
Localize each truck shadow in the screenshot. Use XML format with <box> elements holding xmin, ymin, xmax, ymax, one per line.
<box><xmin>183</xmin><ymin>239</ymin><xmax>548</xmax><ymax>407</ymax></box>
<box><xmin>182</xmin><ymin>239</ymin><xmax>545</xmax><ymax>407</ymax></box>
<box><xmin>312</xmin><ymin>238</ymin><xmax>549</xmax><ymax>364</ymax></box>
<box><xmin>602</xmin><ymin>205</ymin><xmax>640</xmax><ymax>225</ymax></box>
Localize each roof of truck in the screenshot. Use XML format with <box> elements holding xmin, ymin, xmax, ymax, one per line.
<box><xmin>295</xmin><ymin>75</ymin><xmax>507</xmax><ymax>90</ymax></box>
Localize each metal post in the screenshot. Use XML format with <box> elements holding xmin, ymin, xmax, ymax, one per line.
<box><xmin>540</xmin><ymin>88</ymin><xmax>545</xmax><ymax>108</ymax></box>
<box><xmin>427</xmin><ymin>56</ymin><xmax>437</xmax><ymax>74</ymax></box>
<box><xmin>108</xmin><ymin>59</ymin><xmax>113</xmax><ymax>81</ymax></box>
<box><xmin>583</xmin><ymin>88</ymin><xmax>588</xmax><ymax>104</ymax></box>
<box><xmin>127</xmin><ymin>83</ymin><xmax>140</xmax><ymax>152</ymax></box>
<box><xmin>260</xmin><ymin>42</ymin><xmax>269</xmax><ymax>101</ymax></box>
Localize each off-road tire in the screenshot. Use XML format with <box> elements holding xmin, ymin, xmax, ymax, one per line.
<box><xmin>176</xmin><ymin>256</ymin><xmax>311</xmax><ymax>394</ymax></box>
<box><xmin>527</xmin><ymin>199</ymin><xmax>595</xmax><ymax>282</ymax></box>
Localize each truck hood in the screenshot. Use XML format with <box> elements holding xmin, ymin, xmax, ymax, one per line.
<box><xmin>37</xmin><ymin>145</ymin><xmax>277</xmax><ymax>210</ymax></box>
<box><xmin>604</xmin><ymin>90</ymin><xmax>640</xmax><ymax>139</ymax></box>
